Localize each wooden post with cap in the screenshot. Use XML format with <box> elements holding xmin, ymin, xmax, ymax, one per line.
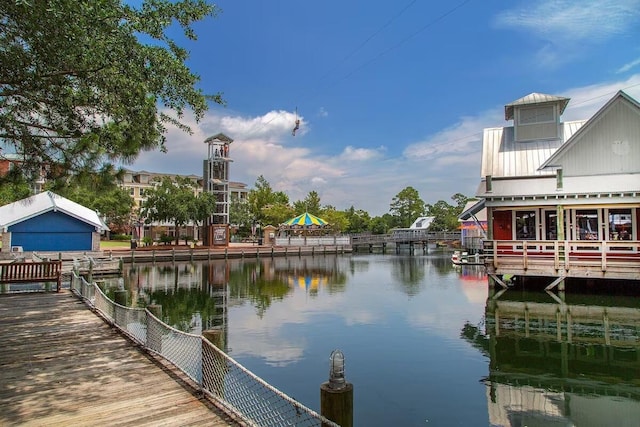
<box><xmin>320</xmin><ymin>349</ymin><xmax>353</xmax><ymax>427</ymax></box>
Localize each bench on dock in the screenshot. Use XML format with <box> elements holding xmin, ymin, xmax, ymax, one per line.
<box><xmin>0</xmin><ymin>261</ymin><xmax>63</xmax><ymax>292</ymax></box>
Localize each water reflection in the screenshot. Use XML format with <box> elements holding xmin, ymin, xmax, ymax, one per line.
<box><xmin>474</xmin><ymin>287</ymin><xmax>640</xmax><ymax>426</ymax></box>
<box><xmin>106</xmin><ymin>255</ymin><xmax>640</xmax><ymax>425</ymax></box>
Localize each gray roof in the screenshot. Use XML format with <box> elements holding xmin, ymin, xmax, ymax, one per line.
<box><xmin>480</xmin><ymin>120</ymin><xmax>585</xmax><ymax>178</ymax></box>
<box><xmin>505</xmin><ymin>93</ymin><xmax>570</xmax><ymax>120</ymax></box>
<box><xmin>0</xmin><ymin>191</ymin><xmax>108</xmax><ymax>232</ymax></box>
<box><xmin>458</xmin><ymin>200</ymin><xmax>486</xmax><ymax>221</ymax></box>
<box><xmin>204</xmin><ymin>133</ymin><xmax>234</xmax><ymax>144</ymax></box>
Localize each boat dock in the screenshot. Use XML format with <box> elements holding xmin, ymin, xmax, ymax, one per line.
<box><xmin>0</xmin><ymin>291</ymin><xmax>239</xmax><ymax>426</ymax></box>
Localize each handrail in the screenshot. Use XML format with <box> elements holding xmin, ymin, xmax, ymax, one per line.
<box><xmin>483</xmin><ymin>239</ymin><xmax>640</xmax><ymax>279</ymax></box>
<box><xmin>69</xmin><ymin>271</ymin><xmax>340</xmax><ymax>427</ymax></box>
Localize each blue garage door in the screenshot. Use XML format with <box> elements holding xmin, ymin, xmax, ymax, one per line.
<box><xmin>9</xmin><ymin>211</ymin><xmax>95</xmax><ymax>251</ymax></box>
<box><xmin>12</xmin><ymin>232</ymin><xmax>93</xmax><ymax>251</ymax></box>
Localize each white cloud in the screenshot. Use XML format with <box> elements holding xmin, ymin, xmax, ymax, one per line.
<box><xmin>339</xmin><ymin>145</ymin><xmax>385</xmax><ymax>162</ymax></box>
<box><xmin>127</xmin><ymin>74</ymin><xmax>640</xmax><ymax>216</ymax></box>
<box><xmin>494</xmin><ymin>0</ymin><xmax>640</xmax><ymax>66</ymax></box>
<box><xmin>317</xmin><ymin>107</ymin><xmax>329</xmax><ymax>118</ymax></box>
<box><xmin>618</xmin><ymin>57</ymin><xmax>640</xmax><ymax>74</ymax></box>
<box><xmin>495</xmin><ymin>0</ymin><xmax>640</xmax><ymax>42</ymax></box>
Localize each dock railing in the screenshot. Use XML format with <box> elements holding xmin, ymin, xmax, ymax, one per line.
<box><xmin>483</xmin><ymin>239</ymin><xmax>640</xmax><ymax>280</ymax></box>
<box><xmin>70</xmin><ymin>271</ymin><xmax>339</xmax><ymax>427</ymax></box>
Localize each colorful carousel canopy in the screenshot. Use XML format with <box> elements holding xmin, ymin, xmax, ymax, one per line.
<box><xmin>283</xmin><ymin>212</ymin><xmax>328</xmax><ymax>227</ymax></box>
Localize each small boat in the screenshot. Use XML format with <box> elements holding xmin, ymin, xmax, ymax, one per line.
<box><xmin>452</xmin><ymin>251</ymin><xmax>484</xmax><ymax>265</ymax></box>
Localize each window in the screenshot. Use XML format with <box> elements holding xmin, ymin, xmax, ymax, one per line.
<box><xmin>608</xmin><ymin>208</ymin><xmax>632</xmax><ymax>241</ymax></box>
<box><xmin>575</xmin><ymin>210</ymin><xmax>598</xmax><ymax>240</ymax></box>
<box><xmin>544</xmin><ymin>211</ymin><xmax>557</xmax><ymax>240</ymax></box>
<box><xmin>518</xmin><ymin>106</ymin><xmax>555</xmax><ymax>125</ymax></box>
<box><xmin>129</xmin><ymin>187</ymin><xmax>135</xmax><ymax>196</ymax></box>
<box><xmin>515</xmin><ymin>210</ymin><xmax>536</xmax><ymax>240</ymax></box>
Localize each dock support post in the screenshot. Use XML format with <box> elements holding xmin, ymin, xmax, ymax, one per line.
<box><xmin>114</xmin><ymin>289</ymin><xmax>127</xmax><ymax>306</ymax></box>
<box><xmin>147</xmin><ymin>304</ymin><xmax>162</xmax><ymax>319</ymax></box>
<box><xmin>544</xmin><ymin>277</ymin><xmax>565</xmax><ymax>291</ymax></box>
<box><xmin>489</xmin><ymin>273</ymin><xmax>508</xmax><ymax>289</ymax></box>
<box><xmin>147</xmin><ymin>304</ymin><xmax>163</xmax><ymax>352</ymax></box>
<box><xmin>113</xmin><ymin>289</ymin><xmax>128</xmax><ymax>327</ymax></box>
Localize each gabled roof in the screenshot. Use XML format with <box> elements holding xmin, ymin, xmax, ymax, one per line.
<box><xmin>0</xmin><ymin>191</ymin><xmax>108</xmax><ymax>231</ymax></box>
<box><xmin>505</xmin><ymin>93</ymin><xmax>570</xmax><ymax>120</ymax></box>
<box><xmin>204</xmin><ymin>133</ymin><xmax>234</xmax><ymax>144</ymax></box>
<box><xmin>540</xmin><ymin>90</ymin><xmax>640</xmax><ymax>170</ymax></box>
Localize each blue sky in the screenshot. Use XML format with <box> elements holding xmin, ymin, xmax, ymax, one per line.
<box><xmin>128</xmin><ymin>0</ymin><xmax>640</xmax><ymax>216</ymax></box>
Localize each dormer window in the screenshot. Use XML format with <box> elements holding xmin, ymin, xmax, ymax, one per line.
<box><xmin>515</xmin><ymin>104</ymin><xmax>559</xmax><ymax>141</ymax></box>
<box><xmin>517</xmin><ymin>105</ymin><xmax>555</xmax><ymax>125</ymax></box>
<box><xmin>505</xmin><ymin>93</ymin><xmax>568</xmax><ymax>142</ymax></box>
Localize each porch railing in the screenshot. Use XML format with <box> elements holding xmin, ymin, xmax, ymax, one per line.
<box><xmin>70</xmin><ymin>271</ymin><xmax>340</xmax><ymax>427</ymax></box>
<box><xmin>483</xmin><ymin>240</ymin><xmax>640</xmax><ymax>280</ymax></box>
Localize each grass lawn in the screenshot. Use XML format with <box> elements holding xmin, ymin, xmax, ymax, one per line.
<box><xmin>100</xmin><ymin>240</ymin><xmax>131</xmax><ymax>249</ymax></box>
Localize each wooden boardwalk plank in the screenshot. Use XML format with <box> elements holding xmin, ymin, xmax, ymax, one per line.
<box><xmin>0</xmin><ymin>291</ymin><xmax>240</xmax><ymax>426</ymax></box>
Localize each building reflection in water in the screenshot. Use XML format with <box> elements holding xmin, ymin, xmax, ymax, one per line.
<box><xmin>113</xmin><ymin>257</ymin><xmax>346</xmax><ymax>351</ymax></box>
<box><xmin>466</xmin><ymin>282</ymin><xmax>640</xmax><ymax>427</ymax></box>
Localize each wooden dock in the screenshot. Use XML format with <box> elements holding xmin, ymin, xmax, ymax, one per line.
<box><xmin>0</xmin><ymin>291</ymin><xmax>240</xmax><ymax>426</ymax></box>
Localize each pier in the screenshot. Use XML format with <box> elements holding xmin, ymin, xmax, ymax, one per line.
<box><xmin>350</xmin><ymin>231</ymin><xmax>460</xmax><ymax>253</ymax></box>
<box><xmin>0</xmin><ymin>291</ymin><xmax>238</xmax><ymax>426</ymax></box>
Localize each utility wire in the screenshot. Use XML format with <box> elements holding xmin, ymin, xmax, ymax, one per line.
<box><xmin>307</xmin><ymin>0</ymin><xmax>419</xmax><ymax>93</ymax></box>
<box><xmin>305</xmin><ymin>0</ymin><xmax>474</xmax><ymax>102</ymax></box>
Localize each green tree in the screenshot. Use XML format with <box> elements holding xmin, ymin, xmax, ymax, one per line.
<box><xmin>191</xmin><ymin>190</ymin><xmax>217</xmax><ymax>240</ymax></box>
<box><xmin>262</xmin><ymin>203</ymin><xmax>294</xmax><ymax>227</ymax></box>
<box><xmin>50</xmin><ymin>166</ymin><xmax>133</xmax><ymax>232</ymax></box>
<box><xmin>321</xmin><ymin>207</ymin><xmax>348</xmax><ymax>234</ymax></box>
<box><xmin>425</xmin><ymin>194</ymin><xmax>470</xmax><ymax>231</ymax></box>
<box><xmin>344</xmin><ymin>206</ymin><xmax>371</xmax><ymax>234</ymax></box>
<box><xmin>247</xmin><ymin>176</ymin><xmax>289</xmax><ymax>224</ymax></box>
<box><xmin>294</xmin><ymin>191</ymin><xmax>322</xmax><ymax>215</ymax></box>
<box><xmin>389</xmin><ymin>186</ymin><xmax>425</xmax><ymax>228</ymax></box>
<box><xmin>230</xmin><ymin>197</ymin><xmax>253</xmax><ymax>236</ymax></box>
<box><xmin>141</xmin><ymin>176</ymin><xmax>203</xmax><ymax>245</ymax></box>
<box><xmin>0</xmin><ymin>168</ymin><xmax>32</xmax><ymax>205</ymax></box>
<box><xmin>1</xmin><ymin>0</ymin><xmax>223</xmax><ymax>180</ymax></box>
<box><xmin>369</xmin><ymin>213</ymin><xmax>395</xmax><ymax>234</ymax></box>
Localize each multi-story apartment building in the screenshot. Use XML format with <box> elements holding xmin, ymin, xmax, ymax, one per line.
<box><xmin>119</xmin><ymin>168</ymin><xmax>248</xmax><ymax>242</ymax></box>
<box><xmin>120</xmin><ymin>169</ymin><xmax>248</xmax><ymax>209</ymax></box>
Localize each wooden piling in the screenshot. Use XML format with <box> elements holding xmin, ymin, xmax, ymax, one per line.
<box><xmin>114</xmin><ymin>290</ymin><xmax>127</xmax><ymax>306</ymax></box>
<box><xmin>320</xmin><ymin>382</ymin><xmax>353</xmax><ymax>427</ymax></box>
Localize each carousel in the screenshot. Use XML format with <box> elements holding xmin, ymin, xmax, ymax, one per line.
<box><xmin>280</xmin><ymin>212</ymin><xmax>330</xmax><ymax>236</ymax></box>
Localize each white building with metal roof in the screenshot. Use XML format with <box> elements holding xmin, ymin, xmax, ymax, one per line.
<box><xmin>474</xmin><ymin>90</ymin><xmax>640</xmax><ymax>285</ymax></box>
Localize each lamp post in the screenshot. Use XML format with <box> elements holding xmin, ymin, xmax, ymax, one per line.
<box><xmin>320</xmin><ymin>349</ymin><xmax>353</xmax><ymax>427</ymax></box>
<box><xmin>251</xmin><ymin>219</ymin><xmax>257</xmax><ymax>244</ymax></box>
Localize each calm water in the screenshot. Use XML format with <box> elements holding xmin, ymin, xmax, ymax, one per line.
<box><xmin>107</xmin><ymin>252</ymin><xmax>640</xmax><ymax>426</ymax></box>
